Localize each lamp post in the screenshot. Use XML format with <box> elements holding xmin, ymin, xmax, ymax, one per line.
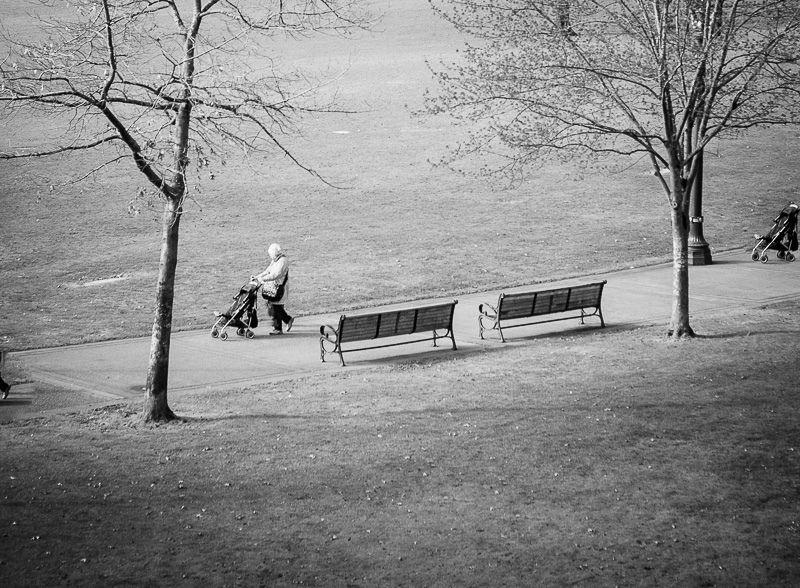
<box><xmin>688</xmin><ymin>148</ymin><xmax>713</xmax><ymax>265</ymax></box>
<box><xmin>686</xmin><ymin>0</ymin><xmax>717</xmax><ymax>266</ymax></box>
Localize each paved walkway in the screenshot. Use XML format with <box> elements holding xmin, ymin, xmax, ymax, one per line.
<box><xmin>2</xmin><ymin>250</ymin><xmax>798</xmax><ymax>421</ymax></box>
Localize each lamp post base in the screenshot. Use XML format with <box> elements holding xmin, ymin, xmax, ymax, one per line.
<box><xmin>688</xmin><ymin>243</ymin><xmax>713</xmax><ymax>265</ymax></box>
<box><xmin>688</xmin><ymin>216</ymin><xmax>713</xmax><ymax>265</ymax></box>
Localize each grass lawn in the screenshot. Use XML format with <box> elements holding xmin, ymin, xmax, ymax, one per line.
<box><xmin>1</xmin><ymin>0</ymin><xmax>798</xmax><ymax>352</ymax></box>
<box><xmin>1</xmin><ymin>0</ymin><xmax>800</xmax><ymax>585</ymax></box>
<box><xmin>1</xmin><ymin>301</ymin><xmax>799</xmax><ymax>586</ymax></box>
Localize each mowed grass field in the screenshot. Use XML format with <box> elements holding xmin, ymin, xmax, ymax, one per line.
<box><xmin>1</xmin><ymin>0</ymin><xmax>798</xmax><ymax>353</ymax></box>
<box><xmin>2</xmin><ymin>1</ymin><xmax>800</xmax><ymax>587</ymax></box>
<box><xmin>1</xmin><ymin>303</ymin><xmax>800</xmax><ymax>587</ymax></box>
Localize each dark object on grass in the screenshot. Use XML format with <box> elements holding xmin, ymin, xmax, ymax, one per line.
<box><xmin>751</xmin><ymin>203</ymin><xmax>798</xmax><ymax>264</ymax></box>
<box><xmin>1</xmin><ymin>351</ymin><xmax>10</xmax><ymax>400</ymax></box>
<box><xmin>210</xmin><ymin>281</ymin><xmax>261</xmax><ymax>340</ymax></box>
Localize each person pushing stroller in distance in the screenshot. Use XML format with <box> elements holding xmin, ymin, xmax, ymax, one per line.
<box><xmin>253</xmin><ymin>243</ymin><xmax>294</xmax><ymax>336</ymax></box>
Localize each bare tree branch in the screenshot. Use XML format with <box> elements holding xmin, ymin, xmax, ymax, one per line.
<box><xmin>0</xmin><ymin>0</ymin><xmax>374</xmax><ymax>421</ymax></box>
<box><xmin>426</xmin><ymin>0</ymin><xmax>800</xmax><ymax>338</ymax></box>
<box><xmin>0</xmin><ymin>134</ymin><xmax>122</xmax><ymax>159</ymax></box>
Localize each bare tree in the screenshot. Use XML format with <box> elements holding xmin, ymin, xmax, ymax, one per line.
<box><xmin>427</xmin><ymin>0</ymin><xmax>800</xmax><ymax>338</ymax></box>
<box><xmin>0</xmin><ymin>0</ymin><xmax>371</xmax><ymax>421</ymax></box>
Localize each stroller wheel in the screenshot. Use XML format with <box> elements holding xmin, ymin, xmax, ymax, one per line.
<box><xmin>245</xmin><ymin>330</ymin><xmax>255</xmax><ymax>339</ymax></box>
<box><xmin>211</xmin><ymin>329</ymin><xmax>219</xmax><ymax>338</ymax></box>
<box><xmin>236</xmin><ymin>328</ymin><xmax>246</xmax><ymax>337</ymax></box>
<box><xmin>760</xmin><ymin>254</ymin><xmax>769</xmax><ymax>264</ymax></box>
<box><xmin>219</xmin><ymin>331</ymin><xmax>229</xmax><ymax>341</ymax></box>
<box><xmin>751</xmin><ymin>251</ymin><xmax>760</xmax><ymax>262</ymax></box>
<box><xmin>777</xmin><ymin>251</ymin><xmax>785</xmax><ymax>259</ymax></box>
<box><xmin>787</xmin><ymin>252</ymin><xmax>795</xmax><ymax>262</ymax></box>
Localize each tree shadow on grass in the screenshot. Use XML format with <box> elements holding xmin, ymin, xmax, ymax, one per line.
<box><xmin>180</xmin><ymin>322</ymin><xmax>799</xmax><ymax>423</ymax></box>
<box><xmin>180</xmin><ymin>413</ymin><xmax>305</xmax><ymax>423</ymax></box>
<box><xmin>0</xmin><ymin>398</ymin><xmax>33</xmax><ymax>407</ymax></box>
<box><xmin>695</xmin><ymin>328</ymin><xmax>800</xmax><ymax>340</ymax></box>
<box><xmin>0</xmin><ymin>398</ymin><xmax>34</xmax><ymax>424</ymax></box>
<box><xmin>477</xmin><ymin>322</ymin><xmax>623</xmax><ymax>345</ymax></box>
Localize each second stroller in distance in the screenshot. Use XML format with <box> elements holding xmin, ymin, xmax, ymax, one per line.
<box><xmin>751</xmin><ymin>203</ymin><xmax>798</xmax><ymax>263</ymax></box>
<box><xmin>211</xmin><ymin>280</ymin><xmax>262</xmax><ymax>340</ymax></box>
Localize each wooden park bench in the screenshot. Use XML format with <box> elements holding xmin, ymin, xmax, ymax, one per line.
<box><xmin>320</xmin><ymin>300</ymin><xmax>458</xmax><ymax>366</ymax></box>
<box><xmin>478</xmin><ymin>281</ymin><xmax>606</xmax><ymax>342</ymax></box>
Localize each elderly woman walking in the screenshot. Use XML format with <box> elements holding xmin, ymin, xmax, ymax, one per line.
<box><xmin>254</xmin><ymin>243</ymin><xmax>294</xmax><ymax>336</ymax></box>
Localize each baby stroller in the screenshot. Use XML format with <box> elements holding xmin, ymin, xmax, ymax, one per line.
<box><xmin>211</xmin><ymin>280</ymin><xmax>261</xmax><ymax>340</ymax></box>
<box><xmin>751</xmin><ymin>203</ymin><xmax>798</xmax><ymax>263</ymax></box>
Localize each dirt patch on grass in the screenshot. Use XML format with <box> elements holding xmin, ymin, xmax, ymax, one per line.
<box><xmin>2</xmin><ymin>301</ymin><xmax>799</xmax><ymax>587</ymax></box>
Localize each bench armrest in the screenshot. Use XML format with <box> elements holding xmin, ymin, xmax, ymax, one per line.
<box><xmin>319</xmin><ymin>324</ymin><xmax>340</xmax><ymax>344</ymax></box>
<box><xmin>478</xmin><ymin>302</ymin><xmax>498</xmax><ymax>318</ymax></box>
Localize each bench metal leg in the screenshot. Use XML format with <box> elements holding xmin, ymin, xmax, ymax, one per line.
<box><xmin>320</xmin><ymin>339</ymin><xmax>347</xmax><ymax>366</ymax></box>
<box><xmin>432</xmin><ymin>328</ymin><xmax>458</xmax><ymax>351</ymax></box>
<box><xmin>580</xmin><ymin>307</ymin><xmax>605</xmax><ymax>327</ymax></box>
<box><xmin>448</xmin><ymin>328</ymin><xmax>457</xmax><ymax>350</ymax></box>
<box><xmin>478</xmin><ymin>314</ymin><xmax>504</xmax><ymax>342</ymax></box>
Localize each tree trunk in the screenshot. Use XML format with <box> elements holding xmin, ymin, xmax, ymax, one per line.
<box><xmin>141</xmin><ymin>16</ymin><xmax>194</xmax><ymax>423</ymax></box>
<box><xmin>143</xmin><ymin>196</ymin><xmax>181</xmax><ymax>422</ymax></box>
<box><xmin>669</xmin><ymin>198</ymin><xmax>694</xmax><ymax>339</ymax></box>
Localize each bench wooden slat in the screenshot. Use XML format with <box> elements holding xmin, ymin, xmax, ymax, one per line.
<box><xmin>415</xmin><ymin>304</ymin><xmax>455</xmax><ymax>331</ymax></box>
<box><xmin>533</xmin><ymin>288</ymin><xmax>570</xmax><ymax>315</ymax></box>
<box><xmin>338</xmin><ymin>314</ymin><xmax>380</xmax><ymax>342</ymax></box>
<box><xmin>498</xmin><ymin>293</ymin><xmax>538</xmax><ymax>320</ymax></box>
<box><xmin>376</xmin><ymin>309</ymin><xmax>417</xmax><ymax>338</ymax></box>
<box><xmin>565</xmin><ymin>282</ymin><xmax>603</xmax><ymax>310</ymax></box>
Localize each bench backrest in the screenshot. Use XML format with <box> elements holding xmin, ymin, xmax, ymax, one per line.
<box><xmin>498</xmin><ymin>282</ymin><xmax>605</xmax><ymax>320</ymax></box>
<box><xmin>338</xmin><ymin>301</ymin><xmax>457</xmax><ymax>343</ymax></box>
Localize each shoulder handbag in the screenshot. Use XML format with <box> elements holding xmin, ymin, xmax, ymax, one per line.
<box><xmin>261</xmin><ymin>273</ymin><xmax>288</xmax><ymax>302</ymax></box>
<box><xmin>261</xmin><ymin>280</ymin><xmax>280</xmax><ymax>298</ymax></box>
